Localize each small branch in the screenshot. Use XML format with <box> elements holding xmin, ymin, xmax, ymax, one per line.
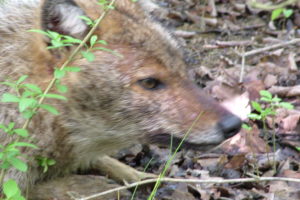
<box><xmin>249</xmin><ymin>0</ymin><xmax>298</xmax><ymax>10</ymax></box>
<box><xmin>239</xmin><ymin>47</ymin><xmax>246</xmax><ymax>83</ymax></box>
<box><xmin>241</xmin><ymin>38</ymin><xmax>300</xmax><ymax>57</ymax></box>
<box><xmin>75</xmin><ymin>176</ymin><xmax>300</xmax><ymax>200</ymax></box>
<box><xmin>216</xmin><ymin>40</ymin><xmax>253</xmax><ymax>47</ymax></box>
<box><xmin>208</xmin><ymin>0</ymin><xmax>217</xmax><ymax>17</ymax></box>
<box><xmin>203</xmin><ymin>40</ymin><xmax>253</xmax><ymax>49</ymax></box>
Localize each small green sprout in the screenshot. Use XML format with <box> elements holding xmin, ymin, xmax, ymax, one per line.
<box><xmin>36</xmin><ymin>157</ymin><xmax>56</xmax><ymax>173</ymax></box>
<box><xmin>271</xmin><ymin>7</ymin><xmax>293</xmax><ymax>21</ymax></box>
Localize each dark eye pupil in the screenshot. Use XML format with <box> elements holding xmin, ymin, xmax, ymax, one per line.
<box><xmin>138</xmin><ymin>78</ymin><xmax>163</xmax><ymax>90</ymax></box>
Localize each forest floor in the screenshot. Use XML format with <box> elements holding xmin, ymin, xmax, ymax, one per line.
<box><xmin>111</xmin><ymin>0</ymin><xmax>300</xmax><ymax>199</ymax></box>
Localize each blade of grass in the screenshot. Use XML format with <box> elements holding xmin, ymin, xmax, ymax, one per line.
<box><xmin>147</xmin><ymin>111</ymin><xmax>204</xmax><ymax>200</ymax></box>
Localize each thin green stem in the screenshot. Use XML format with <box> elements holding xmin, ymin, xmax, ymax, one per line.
<box><xmin>0</xmin><ymin>168</ymin><xmax>6</xmax><ymax>197</ymax></box>
<box><xmin>130</xmin><ymin>157</ymin><xmax>154</xmax><ymax>200</ymax></box>
<box><xmin>21</xmin><ymin>0</ymin><xmax>117</xmax><ymax>131</ymax></box>
<box><xmin>271</xmin><ymin>106</ymin><xmax>277</xmax><ymax>172</ymax></box>
<box><xmin>147</xmin><ymin>112</ymin><xmax>204</xmax><ymax>200</ymax></box>
<box><xmin>0</xmin><ymin>0</ymin><xmax>117</xmax><ymax>196</ymax></box>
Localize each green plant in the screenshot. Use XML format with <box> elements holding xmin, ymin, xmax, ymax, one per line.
<box><xmin>246</xmin><ymin>90</ymin><xmax>294</xmax><ymax>172</ymax></box>
<box><xmin>248</xmin><ymin>90</ymin><xmax>293</xmax><ymax>130</ymax></box>
<box><xmin>36</xmin><ymin>157</ymin><xmax>56</xmax><ymax>173</ymax></box>
<box><xmin>2</xmin><ymin>179</ymin><xmax>24</xmax><ymax>200</ymax></box>
<box><xmin>98</xmin><ymin>0</ymin><xmax>115</xmax><ymax>10</ymax></box>
<box><xmin>271</xmin><ymin>7</ymin><xmax>293</xmax><ymax>21</ymax></box>
<box><xmin>1</xmin><ymin>0</ymin><xmax>117</xmax><ymax>198</ymax></box>
<box><xmin>147</xmin><ymin>112</ymin><xmax>203</xmax><ymax>200</ymax></box>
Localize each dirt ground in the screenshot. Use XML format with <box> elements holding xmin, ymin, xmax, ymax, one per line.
<box><xmin>108</xmin><ymin>0</ymin><xmax>300</xmax><ymax>199</ymax></box>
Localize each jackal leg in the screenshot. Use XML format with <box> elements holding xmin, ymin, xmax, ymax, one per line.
<box><xmin>93</xmin><ymin>155</ymin><xmax>156</xmax><ymax>183</ymax></box>
<box><xmin>30</xmin><ymin>175</ymin><xmax>131</xmax><ymax>200</ymax></box>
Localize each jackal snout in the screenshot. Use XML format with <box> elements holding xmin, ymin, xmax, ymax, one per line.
<box><xmin>218</xmin><ymin>115</ymin><xmax>242</xmax><ymax>138</ymax></box>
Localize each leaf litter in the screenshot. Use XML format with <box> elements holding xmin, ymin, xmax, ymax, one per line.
<box><xmin>112</xmin><ymin>0</ymin><xmax>300</xmax><ymax>199</ymax></box>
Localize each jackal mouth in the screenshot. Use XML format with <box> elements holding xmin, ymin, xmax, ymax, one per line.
<box><xmin>146</xmin><ymin>132</ymin><xmax>223</xmax><ymax>151</ymax></box>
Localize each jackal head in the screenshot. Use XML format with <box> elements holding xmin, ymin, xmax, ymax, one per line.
<box><xmin>37</xmin><ymin>0</ymin><xmax>241</xmax><ymax>153</ymax></box>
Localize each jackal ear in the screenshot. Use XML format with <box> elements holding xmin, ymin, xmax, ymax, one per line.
<box><xmin>41</xmin><ymin>0</ymin><xmax>88</xmax><ymax>38</ymax></box>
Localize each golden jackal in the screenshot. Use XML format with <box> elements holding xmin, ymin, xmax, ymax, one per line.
<box><xmin>0</xmin><ymin>0</ymin><xmax>241</xmax><ymax>198</ymax></box>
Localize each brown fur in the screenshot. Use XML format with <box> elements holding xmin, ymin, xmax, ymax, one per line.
<box><xmin>0</xmin><ymin>0</ymin><xmax>241</xmax><ymax>198</ymax></box>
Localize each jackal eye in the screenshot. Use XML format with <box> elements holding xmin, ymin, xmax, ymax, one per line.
<box><xmin>138</xmin><ymin>78</ymin><xmax>164</xmax><ymax>90</ymax></box>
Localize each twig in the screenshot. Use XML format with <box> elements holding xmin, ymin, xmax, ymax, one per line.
<box><xmin>249</xmin><ymin>0</ymin><xmax>298</xmax><ymax>10</ymax></box>
<box><xmin>216</xmin><ymin>40</ymin><xmax>253</xmax><ymax>47</ymax></box>
<box><xmin>203</xmin><ymin>40</ymin><xmax>253</xmax><ymax>49</ymax></box>
<box><xmin>241</xmin><ymin>38</ymin><xmax>300</xmax><ymax>57</ymax></box>
<box><xmin>239</xmin><ymin>47</ymin><xmax>246</xmax><ymax>83</ymax></box>
<box><xmin>208</xmin><ymin>0</ymin><xmax>217</xmax><ymax>17</ymax></box>
<box><xmin>75</xmin><ymin>176</ymin><xmax>300</xmax><ymax>200</ymax></box>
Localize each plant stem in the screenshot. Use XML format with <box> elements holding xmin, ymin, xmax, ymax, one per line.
<box><xmin>0</xmin><ymin>0</ymin><xmax>117</xmax><ymax>196</ymax></box>
<box><xmin>147</xmin><ymin>112</ymin><xmax>203</xmax><ymax>200</ymax></box>
<box><xmin>271</xmin><ymin>108</ymin><xmax>277</xmax><ymax>172</ymax></box>
<box><xmin>21</xmin><ymin>0</ymin><xmax>117</xmax><ymax>131</ymax></box>
<box><xmin>0</xmin><ymin>168</ymin><xmax>6</xmax><ymax>194</ymax></box>
<box><xmin>77</xmin><ymin>176</ymin><xmax>300</xmax><ymax>200</ymax></box>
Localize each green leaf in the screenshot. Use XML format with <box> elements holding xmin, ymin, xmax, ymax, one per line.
<box><xmin>64</xmin><ymin>66</ymin><xmax>81</xmax><ymax>72</ymax></box>
<box><xmin>272</xmin><ymin>97</ymin><xmax>282</xmax><ymax>102</ymax></box>
<box><xmin>3</xmin><ymin>179</ymin><xmax>19</xmax><ymax>198</ymax></box>
<box><xmin>79</xmin><ymin>16</ymin><xmax>95</xmax><ymax>27</ymax></box>
<box><xmin>81</xmin><ymin>51</ymin><xmax>95</xmax><ymax>62</ymax></box>
<box><xmin>42</xmin><ymin>94</ymin><xmax>67</xmax><ymax>101</ymax></box>
<box><xmin>47</xmin><ymin>159</ymin><xmax>56</xmax><ymax>166</ymax></box>
<box><xmin>96</xmin><ymin>40</ymin><xmax>107</xmax><ymax>45</ymax></box>
<box><xmin>10</xmin><ymin>142</ymin><xmax>38</xmax><ymax>149</ymax></box>
<box><xmin>39</xmin><ymin>104</ymin><xmax>59</xmax><ymax>115</ymax></box>
<box><xmin>47</xmin><ymin>30</ymin><xmax>60</xmax><ymax>39</ymax></box>
<box><xmin>54</xmin><ymin>68</ymin><xmax>66</xmax><ymax>79</ymax></box>
<box><xmin>23</xmin><ymin>83</ymin><xmax>42</xmax><ymax>94</ymax></box>
<box><xmin>90</xmin><ymin>35</ymin><xmax>98</xmax><ymax>47</ymax></box>
<box><xmin>262</xmin><ymin>108</ymin><xmax>276</xmax><ymax>116</ymax></box>
<box><xmin>28</xmin><ymin>29</ymin><xmax>51</xmax><ymax>37</ymax></box>
<box><xmin>55</xmin><ymin>80</ymin><xmax>68</xmax><ymax>93</ymax></box>
<box><xmin>21</xmin><ymin>90</ymin><xmax>35</xmax><ymax>98</ymax></box>
<box><xmin>56</xmin><ymin>83</ymin><xmax>68</xmax><ymax>93</ymax></box>
<box><xmin>2</xmin><ymin>93</ymin><xmax>20</xmax><ymax>103</ymax></box>
<box><xmin>62</xmin><ymin>35</ymin><xmax>82</xmax><ymax>44</ymax></box>
<box><xmin>16</xmin><ymin>75</ymin><xmax>28</xmax><ymax>85</ymax></box>
<box><xmin>296</xmin><ymin>147</ymin><xmax>300</xmax><ymax>152</ymax></box>
<box><xmin>242</xmin><ymin>123</ymin><xmax>252</xmax><ymax>131</ymax></box>
<box><xmin>283</xmin><ymin>9</ymin><xmax>293</xmax><ymax>18</ymax></box>
<box><xmin>9</xmin><ymin>157</ymin><xmax>28</xmax><ymax>172</ymax></box>
<box><xmin>14</xmin><ymin>195</ymin><xmax>26</xmax><ymax>200</ymax></box>
<box><xmin>14</xmin><ymin>129</ymin><xmax>29</xmax><ymax>137</ymax></box>
<box><xmin>21</xmin><ymin>110</ymin><xmax>35</xmax><ymax>119</ymax></box>
<box><xmin>248</xmin><ymin>113</ymin><xmax>261</xmax><ymax>120</ymax></box>
<box><xmin>8</xmin><ymin>122</ymin><xmax>15</xmax><ymax>131</ymax></box>
<box><xmin>279</xmin><ymin>102</ymin><xmax>294</xmax><ymax>110</ymax></box>
<box><xmin>271</xmin><ymin>8</ymin><xmax>283</xmax><ymax>21</ymax></box>
<box><xmin>19</xmin><ymin>98</ymin><xmax>37</xmax><ymax>112</ymax></box>
<box><xmin>260</xmin><ymin>90</ymin><xmax>272</xmax><ymax>99</ymax></box>
<box><xmin>0</xmin><ymin>81</ymin><xmax>16</xmax><ymax>88</ymax></box>
<box><xmin>260</xmin><ymin>97</ymin><xmax>272</xmax><ymax>102</ymax></box>
<box><xmin>251</xmin><ymin>101</ymin><xmax>262</xmax><ymax>112</ymax></box>
<box><xmin>0</xmin><ymin>161</ymin><xmax>11</xmax><ymax>169</ymax></box>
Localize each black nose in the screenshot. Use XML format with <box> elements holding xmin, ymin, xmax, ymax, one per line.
<box><xmin>218</xmin><ymin>115</ymin><xmax>242</xmax><ymax>138</ymax></box>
